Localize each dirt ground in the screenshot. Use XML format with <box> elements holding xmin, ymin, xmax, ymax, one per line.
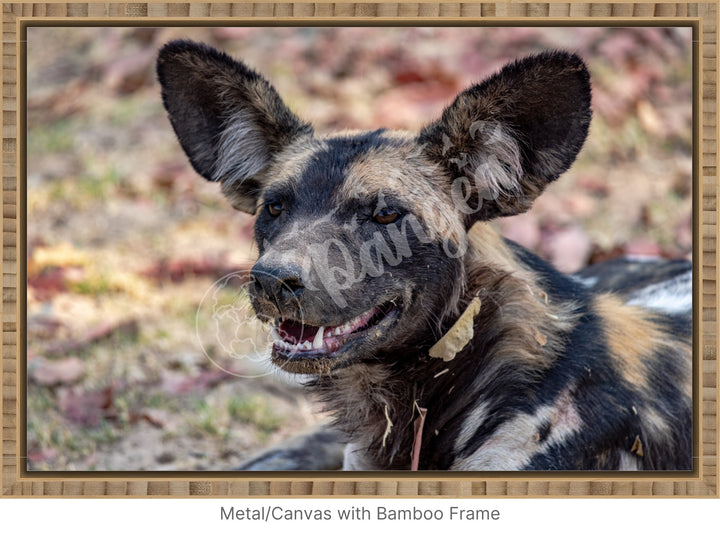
<box><xmin>25</xmin><ymin>26</ymin><xmax>692</xmax><ymax>471</ymax></box>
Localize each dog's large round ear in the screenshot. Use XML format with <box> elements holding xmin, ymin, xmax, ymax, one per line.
<box><xmin>418</xmin><ymin>51</ymin><xmax>592</xmax><ymax>224</ymax></box>
<box><xmin>156</xmin><ymin>40</ymin><xmax>313</xmax><ymax>214</ymax></box>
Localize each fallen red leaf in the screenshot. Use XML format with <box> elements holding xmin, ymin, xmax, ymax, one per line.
<box><xmin>27</xmin><ymin>446</ymin><xmax>58</xmax><ymax>464</ymax></box>
<box><xmin>42</xmin><ymin>319</ymin><xmax>139</xmax><ymax>358</ymax></box>
<box><xmin>58</xmin><ymin>386</ymin><xmax>115</xmax><ymax>426</ymax></box>
<box><xmin>102</xmin><ymin>48</ymin><xmax>156</xmax><ymax>95</ymax></box>
<box><xmin>159</xmin><ymin>368</ymin><xmax>235</xmax><ymax>395</ymax></box>
<box><xmin>141</xmin><ymin>257</ymin><xmax>251</xmax><ymax>285</ymax></box>
<box><xmin>30</xmin><ymin>356</ymin><xmax>85</xmax><ymax>386</ymax></box>
<box><xmin>138</xmin><ymin>408</ymin><xmax>170</xmax><ymax>429</ymax></box>
<box><xmin>27</xmin><ymin>266</ymin><xmax>68</xmax><ymax>301</ymax></box>
<box><xmin>176</xmin><ymin>369</ymin><xmax>231</xmax><ymax>394</ymax></box>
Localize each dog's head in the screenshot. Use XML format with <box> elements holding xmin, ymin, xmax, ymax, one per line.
<box><xmin>157</xmin><ymin>40</ymin><xmax>591</xmax><ymax>374</ymax></box>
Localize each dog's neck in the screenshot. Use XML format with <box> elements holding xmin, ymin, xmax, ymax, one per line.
<box><xmin>309</xmin><ymin>224</ymin><xmax>578</xmax><ymax>469</ymax></box>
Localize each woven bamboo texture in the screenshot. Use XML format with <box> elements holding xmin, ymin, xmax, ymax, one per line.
<box><xmin>1</xmin><ymin>1</ymin><xmax>718</xmax><ymax>497</ymax></box>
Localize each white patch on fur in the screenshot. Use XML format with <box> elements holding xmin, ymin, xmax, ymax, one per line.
<box><xmin>213</xmin><ymin>108</ymin><xmax>270</xmax><ymax>184</ymax></box>
<box><xmin>453</xmin><ymin>400</ymin><xmax>491</xmax><ymax>453</ymax></box>
<box><xmin>624</xmin><ymin>255</ymin><xmax>663</xmax><ymax>263</ymax></box>
<box><xmin>618</xmin><ymin>451</ymin><xmax>641</xmax><ymax>470</ymax></box>
<box><xmin>570</xmin><ymin>274</ymin><xmax>598</xmax><ymax>288</ymax></box>
<box><xmin>466</xmin><ymin>121</ymin><xmax>523</xmax><ymax>201</ymax></box>
<box><xmin>639</xmin><ymin>405</ymin><xmax>671</xmax><ymax>438</ymax></box>
<box><xmin>626</xmin><ymin>271</ymin><xmax>692</xmax><ymax>314</ymax></box>
<box><xmin>450</xmin><ymin>413</ymin><xmax>540</xmax><ymax>470</ymax></box>
<box><xmin>342</xmin><ymin>442</ymin><xmax>380</xmax><ymax>470</ymax></box>
<box><xmin>451</xmin><ymin>388</ymin><xmax>582</xmax><ymax>470</ymax></box>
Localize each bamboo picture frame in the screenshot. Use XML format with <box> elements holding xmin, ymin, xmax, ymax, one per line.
<box><xmin>1</xmin><ymin>1</ymin><xmax>717</xmax><ymax>498</ymax></box>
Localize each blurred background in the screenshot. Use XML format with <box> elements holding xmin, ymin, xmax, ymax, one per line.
<box><xmin>26</xmin><ymin>26</ymin><xmax>692</xmax><ymax>470</ymax></box>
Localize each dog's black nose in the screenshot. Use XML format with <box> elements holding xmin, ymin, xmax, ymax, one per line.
<box><xmin>250</xmin><ymin>263</ymin><xmax>305</xmax><ymax>308</ymax></box>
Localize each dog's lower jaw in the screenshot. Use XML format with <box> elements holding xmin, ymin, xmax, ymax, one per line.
<box><xmin>269</xmin><ymin>300</ymin><xmax>403</xmax><ymax>374</ymax></box>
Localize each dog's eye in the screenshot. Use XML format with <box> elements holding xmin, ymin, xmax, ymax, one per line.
<box><xmin>373</xmin><ymin>207</ymin><xmax>399</xmax><ymax>225</ymax></box>
<box><xmin>266</xmin><ymin>202</ymin><xmax>283</xmax><ymax>217</ymax></box>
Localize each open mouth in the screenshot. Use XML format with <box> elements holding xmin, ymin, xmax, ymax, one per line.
<box><xmin>270</xmin><ymin>300</ymin><xmax>399</xmax><ymax>357</ymax></box>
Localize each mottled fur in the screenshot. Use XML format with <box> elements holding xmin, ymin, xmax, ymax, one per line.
<box><xmin>158</xmin><ymin>41</ymin><xmax>692</xmax><ymax>471</ymax></box>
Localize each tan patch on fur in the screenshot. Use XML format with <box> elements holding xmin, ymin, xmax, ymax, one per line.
<box><xmin>594</xmin><ymin>294</ymin><xmax>674</xmax><ymax>393</ymax></box>
<box><xmin>340</xmin><ymin>137</ymin><xmax>466</xmax><ymax>247</ymax></box>
<box><xmin>274</xmin><ymin>137</ymin><xmax>327</xmax><ymax>178</ymax></box>
<box><xmin>460</xmin><ymin>223</ymin><xmax>579</xmax><ymax>375</ymax></box>
<box><xmin>466</xmin><ymin>222</ymin><xmax>531</xmax><ymax>277</ymax></box>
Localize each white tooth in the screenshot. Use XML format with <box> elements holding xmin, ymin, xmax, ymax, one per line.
<box><xmin>302</xmin><ymin>341</ymin><xmax>312</xmax><ymax>350</ymax></box>
<box><xmin>313</xmin><ymin>326</ymin><xmax>325</xmax><ymax>349</ymax></box>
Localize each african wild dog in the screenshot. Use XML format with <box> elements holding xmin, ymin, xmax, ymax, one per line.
<box><xmin>157</xmin><ymin>40</ymin><xmax>692</xmax><ymax>471</ymax></box>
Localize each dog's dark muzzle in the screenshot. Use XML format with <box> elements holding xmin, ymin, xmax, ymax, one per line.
<box><xmin>250</xmin><ymin>262</ymin><xmax>305</xmax><ymax>315</ymax></box>
<box><xmin>248</xmin><ymin>253</ymin><xmax>407</xmax><ymax>373</ymax></box>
